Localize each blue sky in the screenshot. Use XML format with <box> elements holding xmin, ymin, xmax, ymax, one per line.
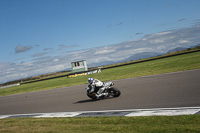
<box><xmin>0</xmin><ymin>0</ymin><xmax>200</xmax><ymax>83</ymax></box>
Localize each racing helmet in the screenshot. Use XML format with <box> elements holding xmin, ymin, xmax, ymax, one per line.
<box><xmin>88</xmin><ymin>78</ymin><xmax>94</xmax><ymax>84</ymax></box>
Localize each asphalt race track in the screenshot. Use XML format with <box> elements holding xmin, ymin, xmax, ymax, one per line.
<box><xmin>0</xmin><ymin>69</ymin><xmax>200</xmax><ymax>116</ymax></box>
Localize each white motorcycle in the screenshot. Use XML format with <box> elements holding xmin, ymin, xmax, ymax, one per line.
<box><xmin>86</xmin><ymin>81</ymin><xmax>121</xmax><ymax>100</ymax></box>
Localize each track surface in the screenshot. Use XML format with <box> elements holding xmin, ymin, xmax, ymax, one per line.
<box><xmin>0</xmin><ymin>69</ymin><xmax>200</xmax><ymax>115</ymax></box>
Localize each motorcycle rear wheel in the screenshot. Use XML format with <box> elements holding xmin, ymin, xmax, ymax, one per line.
<box><xmin>109</xmin><ymin>87</ymin><xmax>121</xmax><ymax>97</ymax></box>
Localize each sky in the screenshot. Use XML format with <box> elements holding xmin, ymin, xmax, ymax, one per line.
<box><xmin>0</xmin><ymin>0</ymin><xmax>200</xmax><ymax>83</ymax></box>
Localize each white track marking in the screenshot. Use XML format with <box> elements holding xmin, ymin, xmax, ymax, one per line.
<box><xmin>125</xmin><ymin>108</ymin><xmax>200</xmax><ymax>116</ymax></box>
<box><xmin>0</xmin><ymin>115</ymin><xmax>10</xmax><ymax>119</ymax></box>
<box><xmin>0</xmin><ymin>107</ymin><xmax>200</xmax><ymax>119</ymax></box>
<box><xmin>34</xmin><ymin>112</ymin><xmax>81</xmax><ymax>118</ymax></box>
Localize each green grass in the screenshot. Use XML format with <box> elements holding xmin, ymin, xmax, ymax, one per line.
<box><xmin>1</xmin><ymin>51</ymin><xmax>200</xmax><ymax>132</ymax></box>
<box><xmin>0</xmin><ymin>51</ymin><xmax>200</xmax><ymax>96</ymax></box>
<box><xmin>0</xmin><ymin>115</ymin><xmax>200</xmax><ymax>133</ymax></box>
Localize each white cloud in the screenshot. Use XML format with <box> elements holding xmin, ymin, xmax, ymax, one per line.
<box><xmin>1</xmin><ymin>23</ymin><xmax>200</xmax><ymax>83</ymax></box>
<box><xmin>157</xmin><ymin>45</ymin><xmax>166</xmax><ymax>51</ymax></box>
<box><xmin>95</xmin><ymin>49</ymin><xmax>116</xmax><ymax>55</ymax></box>
<box><xmin>178</xmin><ymin>40</ymin><xmax>190</xmax><ymax>44</ymax></box>
<box><xmin>155</xmin><ymin>31</ymin><xmax>171</xmax><ymax>35</ymax></box>
<box><xmin>20</xmin><ymin>62</ymin><xmax>34</xmax><ymax>66</ymax></box>
<box><xmin>53</xmin><ymin>59</ymin><xmax>59</xmax><ymax>62</ymax></box>
<box><xmin>150</xmin><ymin>39</ymin><xmax>164</xmax><ymax>44</ymax></box>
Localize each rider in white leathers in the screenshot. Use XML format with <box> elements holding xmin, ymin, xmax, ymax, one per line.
<box><xmin>87</xmin><ymin>78</ymin><xmax>108</xmax><ymax>99</ymax></box>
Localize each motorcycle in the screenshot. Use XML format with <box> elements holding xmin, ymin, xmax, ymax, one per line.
<box><xmin>86</xmin><ymin>81</ymin><xmax>121</xmax><ymax>100</ymax></box>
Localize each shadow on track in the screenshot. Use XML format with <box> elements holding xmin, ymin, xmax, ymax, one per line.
<box><xmin>73</xmin><ymin>99</ymin><xmax>99</xmax><ymax>104</ymax></box>
<box><xmin>74</xmin><ymin>97</ymin><xmax>114</xmax><ymax>104</ymax></box>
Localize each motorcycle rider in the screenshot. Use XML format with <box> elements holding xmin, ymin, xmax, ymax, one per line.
<box><xmin>87</xmin><ymin>78</ymin><xmax>108</xmax><ymax>99</ymax></box>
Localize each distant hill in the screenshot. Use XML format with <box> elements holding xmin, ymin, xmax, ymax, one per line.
<box><xmin>88</xmin><ymin>52</ymin><xmax>162</xmax><ymax>67</ymax></box>
<box><xmin>89</xmin><ymin>44</ymin><xmax>200</xmax><ymax>67</ymax></box>
<box><xmin>120</xmin><ymin>52</ymin><xmax>163</xmax><ymax>63</ymax></box>
<box><xmin>167</xmin><ymin>44</ymin><xmax>200</xmax><ymax>53</ymax></box>
<box><xmin>167</xmin><ymin>47</ymin><xmax>187</xmax><ymax>53</ymax></box>
<box><xmin>190</xmin><ymin>44</ymin><xmax>200</xmax><ymax>48</ymax></box>
<box><xmin>88</xmin><ymin>61</ymin><xmax>115</xmax><ymax>68</ymax></box>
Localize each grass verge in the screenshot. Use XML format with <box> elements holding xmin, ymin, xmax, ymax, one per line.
<box><xmin>0</xmin><ymin>51</ymin><xmax>200</xmax><ymax>96</ymax></box>
<box><xmin>0</xmin><ymin>115</ymin><xmax>200</xmax><ymax>133</ymax></box>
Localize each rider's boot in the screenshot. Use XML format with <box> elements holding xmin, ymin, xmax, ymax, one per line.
<box><xmin>102</xmin><ymin>92</ymin><xmax>108</xmax><ymax>97</ymax></box>
<box><xmin>96</xmin><ymin>92</ymin><xmax>108</xmax><ymax>99</ymax></box>
<box><xmin>96</xmin><ymin>86</ymin><xmax>108</xmax><ymax>99</ymax></box>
